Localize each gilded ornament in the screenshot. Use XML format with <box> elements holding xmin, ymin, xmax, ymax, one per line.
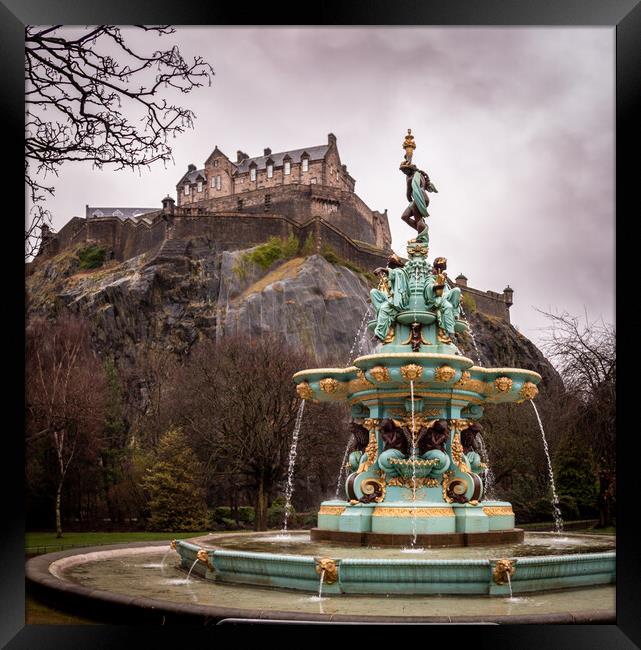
<box><xmin>441</xmin><ymin>470</ymin><xmax>455</xmax><ymax>503</ymax></box>
<box><xmin>454</xmin><ymin>370</ymin><xmax>471</xmax><ymax>387</ymax></box>
<box><xmin>519</xmin><ymin>381</ymin><xmax>539</xmax><ymax>401</ymax></box>
<box><xmin>388</xmin><ymin>476</ymin><xmax>439</xmax><ymax>488</ymax></box>
<box><xmin>320</xmin><ymin>377</ymin><xmax>339</xmax><ymax>394</ymax></box>
<box><xmin>407</xmin><ymin>242</ymin><xmax>429</xmax><ymax>256</ymax></box>
<box><xmin>401</xmin><ymin>364</ymin><xmax>423</xmax><ymax>381</ymax></box>
<box><xmin>348</xmin><ymin>370</ymin><xmax>375</xmax><ymax>393</ymax></box>
<box><xmin>492</xmin><ymin>559</ymin><xmax>516</xmax><ymax>585</ymax></box>
<box><xmin>450</xmin><ymin>430</ymin><xmax>471</xmax><ymax>472</ymax></box>
<box><xmin>196</xmin><ymin>548</ymin><xmax>213</xmax><ymax>571</ymax></box>
<box><xmin>437</xmin><ymin>328</ymin><xmax>452</xmax><ymax>344</ymax></box>
<box><xmin>495</xmin><ymin>376</ymin><xmax>513</xmax><ymax>393</ymax></box>
<box><xmin>383</xmin><ymin>325</ymin><xmax>395</xmax><ymax>344</ymax></box>
<box><xmin>378</xmin><ymin>273</ymin><xmax>392</xmax><ymax>297</ymax></box>
<box><xmin>434</xmin><ymin>365</ymin><xmax>456</xmax><ymax>383</ymax></box>
<box><xmin>318</xmin><ymin>506</ymin><xmax>346</xmax><ymax>516</ymax></box>
<box><xmin>170</xmin><ymin>539</ymin><xmax>177</xmax><ymax>551</ymax></box>
<box><xmin>315</xmin><ymin>557</ymin><xmax>339</xmax><ymax>584</ymax></box>
<box><xmin>360</xmin><ymin>477</ymin><xmax>386</xmax><ymax>503</ymax></box>
<box><xmin>296</xmin><ymin>382</ymin><xmax>314</xmax><ymax>400</ymax></box>
<box><xmin>388</xmin><ymin>456</ymin><xmax>439</xmax><ymax>467</ymax></box>
<box><xmin>369</xmin><ymin>366</ymin><xmax>391</xmax><ymax>382</ymax></box>
<box><xmin>359</xmin><ymin>428</ymin><xmax>379</xmax><ymax>473</ymax></box>
<box><xmin>372</xmin><ymin>507</ymin><xmax>455</xmax><ymax>517</ymax></box>
<box><xmin>483</xmin><ymin>506</ymin><xmax>514</xmax><ymax>517</ymax></box>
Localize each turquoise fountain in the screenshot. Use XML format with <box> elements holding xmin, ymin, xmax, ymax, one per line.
<box><xmin>168</xmin><ymin>130</ymin><xmax>615</xmax><ymax>598</ymax></box>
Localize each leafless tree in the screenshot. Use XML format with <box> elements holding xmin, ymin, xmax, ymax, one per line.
<box><xmin>168</xmin><ymin>336</ymin><xmax>323</xmax><ymax>530</ymax></box>
<box><xmin>26</xmin><ymin>315</ymin><xmax>107</xmax><ymax>537</ymax></box>
<box><xmin>538</xmin><ymin>309</ymin><xmax>616</xmax><ymax>526</ymax></box>
<box><xmin>25</xmin><ymin>25</ymin><xmax>214</xmax><ymax>258</ymax></box>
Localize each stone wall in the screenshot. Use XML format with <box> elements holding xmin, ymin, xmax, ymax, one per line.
<box><xmin>183</xmin><ymin>183</ymin><xmax>390</xmax><ymax>249</ymax></box>
<box><xmin>459</xmin><ymin>286</ymin><xmax>512</xmax><ymax>323</ymax></box>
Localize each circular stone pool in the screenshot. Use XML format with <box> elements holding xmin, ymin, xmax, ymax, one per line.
<box><xmin>172</xmin><ymin>530</ymin><xmax>615</xmax><ymax>598</ymax></box>
<box><xmin>197</xmin><ymin>530</ymin><xmax>615</xmax><ymax>559</ymax></box>
<box><xmin>28</xmin><ymin>540</ymin><xmax>615</xmax><ymax>624</ymax></box>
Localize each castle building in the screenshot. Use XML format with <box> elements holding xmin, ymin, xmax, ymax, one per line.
<box><xmin>177</xmin><ymin>133</ymin><xmax>353</xmax><ymax>206</ymax></box>
<box><xmin>173</xmin><ymin>133</ymin><xmax>392</xmax><ymax>252</ymax></box>
<box><xmin>32</xmin><ymin>132</ymin><xmax>513</xmax><ymax>324</ymax></box>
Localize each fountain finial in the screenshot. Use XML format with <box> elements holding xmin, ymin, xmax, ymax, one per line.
<box><xmin>401</xmin><ymin>128</ymin><xmax>416</xmax><ymax>167</ymax></box>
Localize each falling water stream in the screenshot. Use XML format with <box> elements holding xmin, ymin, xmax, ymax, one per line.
<box><xmin>476</xmin><ymin>435</ymin><xmax>496</xmax><ymax>501</ymax></box>
<box><xmin>318</xmin><ymin>569</ymin><xmax>326</xmax><ymax>600</ymax></box>
<box><xmin>335</xmin><ymin>436</ymin><xmax>353</xmax><ymax>499</ymax></box>
<box><xmin>529</xmin><ymin>400</ymin><xmax>564</xmax><ymax>534</ymax></box>
<box><xmin>186</xmin><ymin>558</ymin><xmax>199</xmax><ymax>582</ymax></box>
<box><xmin>347</xmin><ymin>307</ymin><xmax>372</xmax><ymax>365</ymax></box>
<box><xmin>282</xmin><ymin>400</ymin><xmax>307</xmax><ymax>534</ymax></box>
<box><xmin>506</xmin><ymin>572</ymin><xmax>514</xmax><ymax>599</ymax></box>
<box><xmin>408</xmin><ymin>380</ymin><xmax>420</xmax><ymax>549</ymax></box>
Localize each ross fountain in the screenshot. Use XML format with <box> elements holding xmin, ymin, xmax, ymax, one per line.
<box><xmin>27</xmin><ymin>130</ymin><xmax>615</xmax><ymax>621</ymax></box>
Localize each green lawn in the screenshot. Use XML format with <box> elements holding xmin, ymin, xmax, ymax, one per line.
<box><xmin>26</xmin><ymin>531</ymin><xmax>211</xmax><ymax>555</ymax></box>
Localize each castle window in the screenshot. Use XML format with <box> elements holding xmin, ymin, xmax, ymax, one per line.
<box><xmin>237</xmin><ymin>199</ymin><xmax>243</xmax><ymax>210</ymax></box>
<box><xmin>250</xmin><ymin>167</ymin><xmax>256</xmax><ymax>182</ymax></box>
<box><xmin>211</xmin><ymin>177</ymin><xmax>216</xmax><ymax>188</ymax></box>
<box><xmin>213</xmin><ymin>160</ymin><xmax>219</xmax><ymax>168</ymax></box>
<box><xmin>112</xmin><ymin>209</ymin><xmax>123</xmax><ymax>217</ymax></box>
<box><xmin>197</xmin><ymin>181</ymin><xmax>203</xmax><ymax>193</ymax></box>
<box><xmin>267</xmin><ymin>163</ymin><xmax>273</xmax><ymax>179</ymax></box>
<box><xmin>284</xmin><ymin>160</ymin><xmax>291</xmax><ymax>175</ymax></box>
<box><xmin>265</xmin><ymin>194</ymin><xmax>271</xmax><ymax>209</ymax></box>
<box><xmin>302</xmin><ymin>158</ymin><xmax>309</xmax><ymax>172</ymax></box>
<box><xmin>310</xmin><ymin>177</ymin><xmax>317</xmax><ymax>184</ymax></box>
<box><xmin>184</xmin><ymin>184</ymin><xmax>190</xmax><ymax>196</ymax></box>
<box><xmin>216</xmin><ymin>175</ymin><xmax>222</xmax><ymax>191</ymax></box>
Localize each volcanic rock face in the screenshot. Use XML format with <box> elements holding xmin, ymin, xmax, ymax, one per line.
<box><xmin>26</xmin><ymin>239</ymin><xmax>560</xmax><ymax>389</ymax></box>
<box><xmin>26</xmin><ymin>241</ymin><xmax>377</xmax><ymax>367</ymax></box>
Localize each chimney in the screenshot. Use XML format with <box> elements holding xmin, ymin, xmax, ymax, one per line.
<box><xmin>455</xmin><ymin>273</ymin><xmax>468</xmax><ymax>288</ymax></box>
<box><xmin>264</xmin><ymin>147</ymin><xmax>272</xmax><ymax>156</ymax></box>
<box><xmin>328</xmin><ymin>133</ymin><xmax>337</xmax><ymax>146</ymax></box>
<box><xmin>503</xmin><ymin>285</ymin><xmax>514</xmax><ymax>307</ymax></box>
<box><xmin>237</xmin><ymin>151</ymin><xmax>243</xmax><ymax>163</ymax></box>
<box><xmin>188</xmin><ymin>163</ymin><xmax>196</xmax><ymax>172</ymax></box>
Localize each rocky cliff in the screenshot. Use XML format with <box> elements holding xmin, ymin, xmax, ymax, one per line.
<box><xmin>26</xmin><ymin>238</ymin><xmax>561</xmax><ymax>392</ymax></box>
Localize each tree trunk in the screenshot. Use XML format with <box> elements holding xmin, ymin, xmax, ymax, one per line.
<box><xmin>598</xmin><ymin>473</ymin><xmax>613</xmax><ymax>528</ymax></box>
<box><xmin>254</xmin><ymin>479</ymin><xmax>268</xmax><ymax>531</ymax></box>
<box><xmin>55</xmin><ymin>481</ymin><xmax>63</xmax><ymax>538</ymax></box>
<box><xmin>231</xmin><ymin>484</ymin><xmax>239</xmax><ymax>526</ymax></box>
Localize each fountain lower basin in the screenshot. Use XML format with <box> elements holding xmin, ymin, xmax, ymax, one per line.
<box><xmin>27</xmin><ymin>540</ymin><xmax>615</xmax><ymax>623</ymax></box>
<box><xmin>173</xmin><ymin>530</ymin><xmax>615</xmax><ymax>597</ymax></box>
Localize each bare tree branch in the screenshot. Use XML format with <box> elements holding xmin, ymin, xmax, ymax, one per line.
<box><xmin>25</xmin><ymin>25</ymin><xmax>214</xmax><ymax>258</ymax></box>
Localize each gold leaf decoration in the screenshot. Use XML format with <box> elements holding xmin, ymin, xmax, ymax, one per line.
<box><xmin>492</xmin><ymin>559</ymin><xmax>516</xmax><ymax>585</ymax></box>
<box><xmin>369</xmin><ymin>366</ymin><xmax>391</xmax><ymax>382</ymax></box>
<box><xmin>434</xmin><ymin>365</ymin><xmax>456</xmax><ymax>382</ymax></box>
<box><xmin>495</xmin><ymin>376</ymin><xmax>513</xmax><ymax>393</ymax></box>
<box><xmin>320</xmin><ymin>377</ymin><xmax>339</xmax><ymax>394</ymax></box>
<box><xmin>401</xmin><ymin>364</ymin><xmax>423</xmax><ymax>381</ymax></box>
<box><xmin>483</xmin><ymin>506</ymin><xmax>514</xmax><ymax>517</ymax></box>
<box><xmin>296</xmin><ymin>382</ymin><xmax>314</xmax><ymax>400</ymax></box>
<box><xmin>519</xmin><ymin>381</ymin><xmax>539</xmax><ymax>401</ymax></box>
<box><xmin>315</xmin><ymin>558</ymin><xmax>338</xmax><ymax>584</ymax></box>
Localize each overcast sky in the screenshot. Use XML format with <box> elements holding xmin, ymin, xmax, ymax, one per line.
<box><xmin>37</xmin><ymin>27</ymin><xmax>614</xmax><ymax>349</ymax></box>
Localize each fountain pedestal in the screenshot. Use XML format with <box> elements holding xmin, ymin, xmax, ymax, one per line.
<box><xmin>293</xmin><ymin>241</ymin><xmax>541</xmax><ymax>548</ymax></box>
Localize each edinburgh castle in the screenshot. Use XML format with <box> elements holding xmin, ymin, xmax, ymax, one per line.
<box><xmin>33</xmin><ymin>133</ymin><xmax>514</xmax><ymax>322</ymax></box>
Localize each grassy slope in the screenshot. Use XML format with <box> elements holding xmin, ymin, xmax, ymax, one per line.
<box><xmin>26</xmin><ymin>530</ymin><xmax>211</xmax><ymax>553</ymax></box>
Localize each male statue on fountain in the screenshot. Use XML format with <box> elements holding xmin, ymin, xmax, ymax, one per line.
<box><xmin>370</xmin><ymin>254</ymin><xmax>409</xmax><ymax>342</ymax></box>
<box><xmin>424</xmin><ymin>257</ymin><xmax>462</xmax><ymax>342</ymax></box>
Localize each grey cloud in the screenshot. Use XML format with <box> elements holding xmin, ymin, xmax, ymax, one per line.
<box><xmin>34</xmin><ymin>26</ymin><xmax>614</xmax><ymax>349</ymax></box>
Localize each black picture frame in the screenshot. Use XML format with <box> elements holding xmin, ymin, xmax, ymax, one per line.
<box><xmin>4</xmin><ymin>0</ymin><xmax>637</xmax><ymax>646</ymax></box>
